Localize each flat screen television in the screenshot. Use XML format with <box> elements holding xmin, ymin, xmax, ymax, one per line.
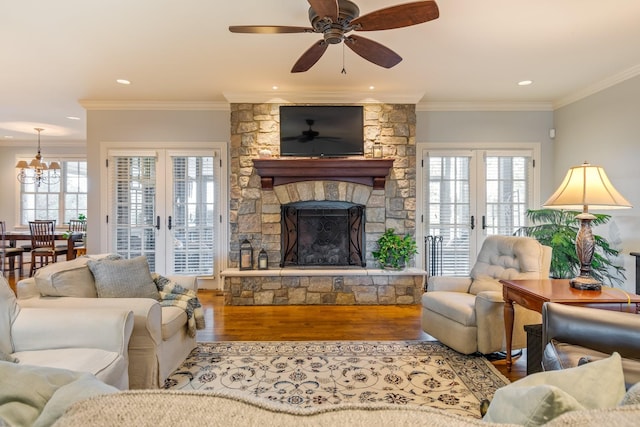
<box><xmin>279</xmin><ymin>105</ymin><xmax>364</xmax><ymax>157</ymax></box>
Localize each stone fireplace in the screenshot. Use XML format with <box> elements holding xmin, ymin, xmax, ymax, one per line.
<box><xmin>224</xmin><ymin>103</ymin><xmax>424</xmax><ymax>305</ymax></box>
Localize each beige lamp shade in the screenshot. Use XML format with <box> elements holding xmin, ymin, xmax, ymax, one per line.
<box><xmin>48</xmin><ymin>161</ymin><xmax>61</xmax><ymax>170</ymax></box>
<box><xmin>543</xmin><ymin>162</ymin><xmax>632</xmax><ymax>210</ymax></box>
<box><xmin>15</xmin><ymin>160</ymin><xmax>29</xmax><ymax>168</ymax></box>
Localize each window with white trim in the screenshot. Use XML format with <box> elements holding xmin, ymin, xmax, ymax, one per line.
<box><xmin>19</xmin><ymin>159</ymin><xmax>88</xmax><ymax>226</ymax></box>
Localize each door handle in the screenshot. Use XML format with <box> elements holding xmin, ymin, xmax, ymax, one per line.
<box><xmin>470</xmin><ymin>215</ymin><xmax>475</xmax><ymax>230</ymax></box>
<box><xmin>482</xmin><ymin>215</ymin><xmax>487</xmax><ymax>230</ymax></box>
<box><xmin>168</xmin><ymin>216</ymin><xmax>172</xmax><ymax>230</ymax></box>
<box><xmin>156</xmin><ymin>216</ymin><xmax>161</xmax><ymax>230</ymax></box>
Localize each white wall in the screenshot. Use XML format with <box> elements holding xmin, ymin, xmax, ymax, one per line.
<box><xmin>554</xmin><ymin>75</ymin><xmax>640</xmax><ymax>291</ymax></box>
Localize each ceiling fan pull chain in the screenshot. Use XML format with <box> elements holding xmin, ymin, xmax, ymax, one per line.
<box><xmin>341</xmin><ymin>43</ymin><xmax>347</xmax><ymax>74</ymax></box>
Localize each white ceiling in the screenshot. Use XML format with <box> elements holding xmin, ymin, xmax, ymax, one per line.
<box><xmin>2</xmin><ymin>0</ymin><xmax>640</xmax><ymax>142</ymax></box>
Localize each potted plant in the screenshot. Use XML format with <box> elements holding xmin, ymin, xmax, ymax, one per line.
<box><xmin>372</xmin><ymin>228</ymin><xmax>418</xmax><ymax>270</ymax></box>
<box><xmin>515</xmin><ymin>209</ymin><xmax>625</xmax><ymax>286</ymax></box>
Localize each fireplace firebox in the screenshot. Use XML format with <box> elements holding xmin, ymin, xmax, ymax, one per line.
<box><xmin>281</xmin><ymin>201</ymin><xmax>365</xmax><ymax>267</ymax></box>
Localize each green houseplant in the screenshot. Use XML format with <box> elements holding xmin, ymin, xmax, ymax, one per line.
<box><xmin>515</xmin><ymin>209</ymin><xmax>625</xmax><ymax>286</ymax></box>
<box><xmin>372</xmin><ymin>228</ymin><xmax>418</xmax><ymax>270</ymax></box>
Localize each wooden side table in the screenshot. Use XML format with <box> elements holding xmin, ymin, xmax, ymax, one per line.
<box><xmin>500</xmin><ymin>278</ymin><xmax>640</xmax><ymax>371</ymax></box>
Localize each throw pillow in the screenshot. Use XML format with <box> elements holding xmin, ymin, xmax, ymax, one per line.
<box><xmin>34</xmin><ymin>257</ymin><xmax>97</xmax><ymax>298</ymax></box>
<box><xmin>87</xmin><ymin>256</ymin><xmax>160</xmax><ymax>300</ymax></box>
<box><xmin>483</xmin><ymin>352</ymin><xmax>626</xmax><ymax>425</ymax></box>
<box><xmin>620</xmin><ymin>382</ymin><xmax>640</xmax><ymax>406</ymax></box>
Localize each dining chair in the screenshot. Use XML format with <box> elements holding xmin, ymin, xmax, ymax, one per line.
<box><xmin>29</xmin><ymin>220</ymin><xmax>67</xmax><ymax>276</ymax></box>
<box><xmin>68</xmin><ymin>219</ymin><xmax>87</xmax><ymax>252</ymax></box>
<box><xmin>0</xmin><ymin>221</ymin><xmax>24</xmax><ymax>277</ymax></box>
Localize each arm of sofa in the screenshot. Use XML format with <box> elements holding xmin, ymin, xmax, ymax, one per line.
<box><xmin>426</xmin><ymin>276</ymin><xmax>472</xmax><ymax>292</ymax></box>
<box><xmin>17</xmin><ymin>296</ymin><xmax>163</xmax><ymax>348</ymax></box>
<box><xmin>16</xmin><ymin>277</ymin><xmax>39</xmax><ymax>300</ymax></box>
<box><xmin>12</xmin><ymin>308</ymin><xmax>133</xmax><ymax>356</ymax></box>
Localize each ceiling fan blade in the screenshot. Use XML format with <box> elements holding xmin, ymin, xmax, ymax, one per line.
<box><xmin>344</xmin><ymin>35</ymin><xmax>402</xmax><ymax>69</ymax></box>
<box><xmin>351</xmin><ymin>1</ymin><xmax>439</xmax><ymax>31</ymax></box>
<box><xmin>307</xmin><ymin>0</ymin><xmax>339</xmax><ymax>22</ymax></box>
<box><xmin>229</xmin><ymin>25</ymin><xmax>313</xmax><ymax>34</ymax></box>
<box><xmin>291</xmin><ymin>40</ymin><xmax>328</xmax><ymax>73</ymax></box>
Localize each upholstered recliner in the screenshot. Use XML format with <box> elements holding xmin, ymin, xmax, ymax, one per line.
<box><xmin>16</xmin><ymin>255</ymin><xmax>199</xmax><ymax>389</ymax></box>
<box><xmin>421</xmin><ymin>235</ymin><xmax>552</xmax><ymax>355</ymax></box>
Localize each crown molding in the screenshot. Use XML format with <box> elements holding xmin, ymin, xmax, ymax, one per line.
<box><xmin>79</xmin><ymin>100</ymin><xmax>230</xmax><ymax>111</ymax></box>
<box><xmin>416</xmin><ymin>101</ymin><xmax>553</xmax><ymax>112</ymax></box>
<box><xmin>553</xmin><ymin>63</ymin><xmax>640</xmax><ymax>109</ymax></box>
<box><xmin>0</xmin><ymin>140</ymin><xmax>84</xmax><ymax>148</ymax></box>
<box><xmin>223</xmin><ymin>91</ymin><xmax>424</xmax><ymax>105</ymax></box>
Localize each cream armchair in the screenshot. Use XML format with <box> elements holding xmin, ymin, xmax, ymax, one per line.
<box><xmin>16</xmin><ymin>255</ymin><xmax>198</xmax><ymax>389</ymax></box>
<box><xmin>1</xmin><ymin>276</ymin><xmax>133</xmax><ymax>390</ymax></box>
<box><xmin>421</xmin><ymin>235</ymin><xmax>551</xmax><ymax>355</ymax></box>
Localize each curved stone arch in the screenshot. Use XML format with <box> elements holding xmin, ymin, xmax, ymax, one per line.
<box><xmin>273</xmin><ymin>181</ymin><xmax>372</xmax><ymax>205</ymax></box>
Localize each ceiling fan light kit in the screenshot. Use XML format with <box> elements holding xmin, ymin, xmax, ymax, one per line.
<box><xmin>229</xmin><ymin>0</ymin><xmax>439</xmax><ymax>73</ymax></box>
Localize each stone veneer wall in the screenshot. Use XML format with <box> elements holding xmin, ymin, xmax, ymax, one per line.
<box><xmin>227</xmin><ymin>103</ymin><xmax>418</xmax><ymax>305</ymax></box>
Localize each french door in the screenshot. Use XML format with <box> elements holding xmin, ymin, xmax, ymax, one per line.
<box><xmin>107</xmin><ymin>149</ymin><xmax>222</xmax><ymax>277</ymax></box>
<box><xmin>422</xmin><ymin>148</ymin><xmax>536</xmax><ymax>276</ymax></box>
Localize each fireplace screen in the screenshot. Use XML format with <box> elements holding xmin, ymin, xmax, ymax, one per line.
<box><xmin>281</xmin><ymin>201</ymin><xmax>365</xmax><ymax>267</ymax></box>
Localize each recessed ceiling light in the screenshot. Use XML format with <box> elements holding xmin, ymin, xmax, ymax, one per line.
<box><xmin>518</xmin><ymin>80</ymin><xmax>533</xmax><ymax>86</ymax></box>
<box><xmin>66</xmin><ymin>116</ymin><xmax>80</xmax><ymax>120</ymax></box>
<box><xmin>369</xmin><ymin>86</ymin><xmax>375</xmax><ymax>90</ymax></box>
<box><xmin>272</xmin><ymin>85</ymin><xmax>278</xmax><ymax>90</ymax></box>
<box><xmin>116</xmin><ymin>79</ymin><xmax>131</xmax><ymax>85</ymax></box>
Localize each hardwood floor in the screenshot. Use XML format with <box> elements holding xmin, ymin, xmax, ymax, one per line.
<box><xmin>5</xmin><ymin>274</ymin><xmax>525</xmax><ymax>382</ymax></box>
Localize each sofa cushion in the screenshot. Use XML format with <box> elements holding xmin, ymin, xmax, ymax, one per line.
<box><xmin>88</xmin><ymin>256</ymin><xmax>160</xmax><ymax>300</ymax></box>
<box><xmin>0</xmin><ymin>276</ymin><xmax>20</xmax><ymax>355</ymax></box>
<box><xmin>483</xmin><ymin>352</ymin><xmax>626</xmax><ymax>425</ymax></box>
<box><xmin>34</xmin><ymin>257</ymin><xmax>97</xmax><ymax>298</ymax></box>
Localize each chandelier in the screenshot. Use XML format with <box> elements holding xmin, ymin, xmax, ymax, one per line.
<box><xmin>15</xmin><ymin>128</ymin><xmax>60</xmax><ymax>187</ymax></box>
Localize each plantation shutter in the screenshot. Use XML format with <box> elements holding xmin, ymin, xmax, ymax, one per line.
<box><xmin>109</xmin><ymin>152</ymin><xmax>158</xmax><ymax>271</ymax></box>
<box><xmin>484</xmin><ymin>153</ymin><xmax>532</xmax><ymax>236</ymax></box>
<box><xmin>169</xmin><ymin>153</ymin><xmax>216</xmax><ymax>275</ymax></box>
<box><xmin>425</xmin><ymin>153</ymin><xmax>473</xmax><ymax>276</ymax></box>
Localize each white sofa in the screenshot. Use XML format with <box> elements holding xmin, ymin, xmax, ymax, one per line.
<box><xmin>422</xmin><ymin>236</ymin><xmax>551</xmax><ymax>355</ymax></box>
<box><xmin>16</xmin><ymin>255</ymin><xmax>198</xmax><ymax>389</ymax></box>
<box><xmin>1</xmin><ymin>276</ymin><xmax>133</xmax><ymax>390</ymax></box>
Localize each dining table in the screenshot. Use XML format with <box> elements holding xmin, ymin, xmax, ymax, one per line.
<box><xmin>5</xmin><ymin>230</ymin><xmax>82</xmax><ymax>261</ymax></box>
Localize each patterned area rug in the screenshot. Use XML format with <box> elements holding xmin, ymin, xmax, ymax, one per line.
<box><xmin>163</xmin><ymin>341</ymin><xmax>508</xmax><ymax>418</ymax></box>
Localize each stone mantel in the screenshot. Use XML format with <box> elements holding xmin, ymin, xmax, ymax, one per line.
<box><xmin>252</xmin><ymin>158</ymin><xmax>394</xmax><ymax>190</ymax></box>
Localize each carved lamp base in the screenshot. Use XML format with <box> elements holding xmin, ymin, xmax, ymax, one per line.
<box><xmin>570</xmin><ymin>275</ymin><xmax>602</xmax><ymax>291</ymax></box>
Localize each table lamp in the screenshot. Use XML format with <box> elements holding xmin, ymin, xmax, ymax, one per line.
<box><xmin>543</xmin><ymin>161</ymin><xmax>631</xmax><ymax>290</ymax></box>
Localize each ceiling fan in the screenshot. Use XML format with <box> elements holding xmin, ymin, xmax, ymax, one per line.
<box><xmin>229</xmin><ymin>0</ymin><xmax>439</xmax><ymax>73</ymax></box>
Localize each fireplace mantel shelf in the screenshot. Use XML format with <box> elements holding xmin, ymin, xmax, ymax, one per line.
<box><xmin>253</xmin><ymin>158</ymin><xmax>394</xmax><ymax>190</ymax></box>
